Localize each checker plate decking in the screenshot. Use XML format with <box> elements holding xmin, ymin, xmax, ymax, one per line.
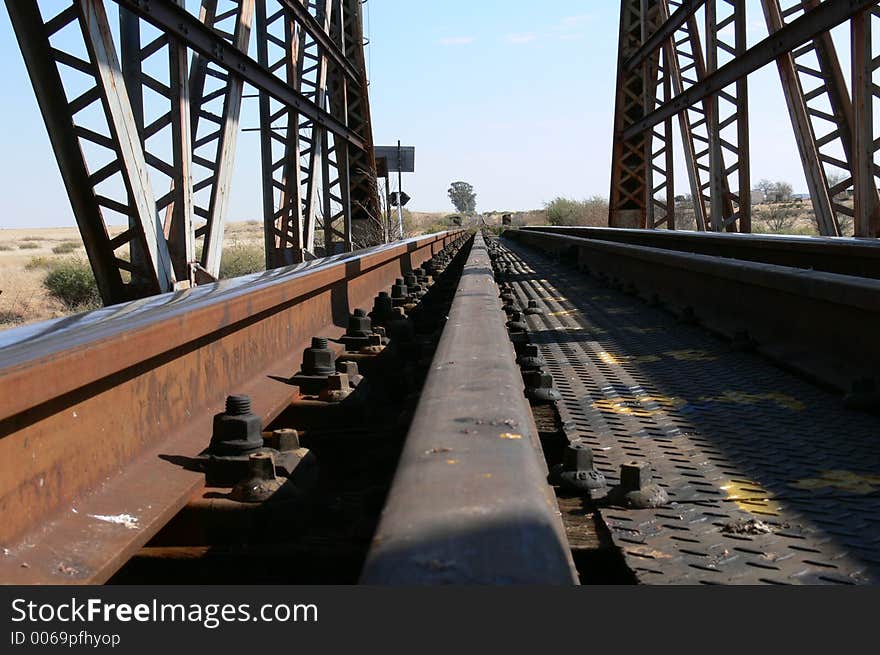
<box><xmin>502</xmin><ymin>238</ymin><xmax>880</xmax><ymax>585</ymax></box>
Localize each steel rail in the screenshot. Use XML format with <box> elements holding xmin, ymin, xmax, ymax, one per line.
<box><xmin>508</xmin><ymin>230</ymin><xmax>880</xmax><ymax>394</ymax></box>
<box><xmin>0</xmin><ymin>231</ymin><xmax>462</xmax><ymax>584</ymax></box>
<box><xmin>520</xmin><ymin>226</ymin><xmax>880</xmax><ymax>279</ymax></box>
<box><xmin>360</xmin><ymin>232</ymin><xmax>578</xmax><ymax>585</ymax></box>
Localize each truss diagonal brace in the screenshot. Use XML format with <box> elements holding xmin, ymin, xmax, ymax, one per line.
<box><xmin>114</xmin><ymin>0</ymin><xmax>365</xmax><ymax>150</ymax></box>
<box><xmin>624</xmin><ymin>0</ymin><xmax>877</xmax><ymax>139</ymax></box>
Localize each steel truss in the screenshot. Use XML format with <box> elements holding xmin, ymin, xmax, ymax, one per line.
<box><xmin>6</xmin><ymin>0</ymin><xmax>379</xmax><ymax>304</ymax></box>
<box><xmin>610</xmin><ymin>0</ymin><xmax>880</xmax><ymax>237</ymax></box>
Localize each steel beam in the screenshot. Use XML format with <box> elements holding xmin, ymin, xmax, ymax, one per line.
<box><xmin>114</xmin><ymin>0</ymin><xmax>365</xmax><ymax>149</ymax></box>
<box><xmin>625</xmin><ymin>0</ymin><xmax>704</xmax><ymax>71</ymax></box>
<box><xmin>188</xmin><ymin>0</ymin><xmax>254</xmax><ymax>278</ymax></box>
<box><xmin>610</xmin><ymin>0</ymin><xmax>652</xmax><ymax>228</ymax></box>
<box><xmin>851</xmin><ymin>6</ymin><xmax>880</xmax><ymax>237</ymax></box>
<box><xmin>624</xmin><ymin>0</ymin><xmax>877</xmax><ymax>139</ymax></box>
<box><xmin>6</xmin><ymin>1</ymin><xmax>177</xmax><ymax>303</ymax></box>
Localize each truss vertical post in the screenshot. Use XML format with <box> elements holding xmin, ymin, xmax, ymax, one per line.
<box><xmin>339</xmin><ymin>0</ymin><xmax>381</xmax><ymax>248</ymax></box>
<box><xmin>705</xmin><ymin>0</ymin><xmax>748</xmax><ymax>232</ymax></box>
<box><xmin>120</xmin><ymin>1</ymin><xmax>196</xmax><ymax>282</ymax></box>
<box><xmin>189</xmin><ymin>0</ymin><xmax>254</xmax><ymax>277</ymax></box>
<box><xmin>256</xmin><ymin>0</ymin><xmax>307</xmax><ymax>268</ymax></box>
<box><xmin>851</xmin><ymin>7</ymin><xmax>880</xmax><ymax>237</ymax></box>
<box><xmin>610</xmin><ymin>0</ymin><xmax>651</xmax><ymax>228</ymax></box>
<box><xmin>664</xmin><ymin>3</ymin><xmax>709</xmax><ymax>230</ymax></box>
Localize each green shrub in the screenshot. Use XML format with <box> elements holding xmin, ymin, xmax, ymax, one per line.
<box><xmin>25</xmin><ymin>256</ymin><xmax>54</xmax><ymax>271</ymax></box>
<box><xmin>0</xmin><ymin>310</ymin><xmax>24</xmax><ymax>325</ymax></box>
<box><xmin>544</xmin><ymin>196</ymin><xmax>608</xmax><ymax>227</ymax></box>
<box><xmin>52</xmin><ymin>241</ymin><xmax>79</xmax><ymax>254</ymax></box>
<box><xmin>219</xmin><ymin>243</ymin><xmax>265</xmax><ymax>279</ymax></box>
<box><xmin>18</xmin><ymin>242</ymin><xmax>40</xmax><ymax>250</ymax></box>
<box><xmin>43</xmin><ymin>259</ymin><xmax>101</xmax><ymax>310</ymax></box>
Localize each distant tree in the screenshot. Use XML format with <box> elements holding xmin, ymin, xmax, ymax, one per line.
<box><xmin>772</xmin><ymin>181</ymin><xmax>793</xmax><ymax>202</ymax></box>
<box><xmin>755</xmin><ymin>179</ymin><xmax>774</xmax><ymax>203</ymax></box>
<box><xmin>447</xmin><ymin>181</ymin><xmax>476</xmax><ymax>214</ymax></box>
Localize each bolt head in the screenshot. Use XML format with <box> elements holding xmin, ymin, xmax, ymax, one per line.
<box><xmin>327</xmin><ymin>373</ymin><xmax>349</xmax><ymax>391</ymax></box>
<box><xmin>563</xmin><ymin>440</ymin><xmax>594</xmax><ymax>472</ymax></box>
<box><xmin>620</xmin><ymin>461</ymin><xmax>652</xmax><ymax>492</ymax></box>
<box><xmin>273</xmin><ymin>428</ymin><xmax>300</xmax><ymax>451</ymax></box>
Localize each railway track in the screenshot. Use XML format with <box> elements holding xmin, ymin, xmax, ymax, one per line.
<box><xmin>2</xmin><ymin>226</ymin><xmax>879</xmax><ymax>585</ymax></box>
<box><xmin>496</xmin><ymin>230</ymin><xmax>880</xmax><ymax>584</ymax></box>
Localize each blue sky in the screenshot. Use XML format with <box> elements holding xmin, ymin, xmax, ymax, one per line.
<box><xmin>0</xmin><ymin>0</ymin><xmax>861</xmax><ymax>226</ymax></box>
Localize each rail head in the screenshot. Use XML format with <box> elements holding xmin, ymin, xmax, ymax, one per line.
<box><xmin>360</xmin><ymin>232</ymin><xmax>578</xmax><ymax>585</ymax></box>
<box><xmin>518</xmin><ymin>226</ymin><xmax>880</xmax><ymax>279</ymax></box>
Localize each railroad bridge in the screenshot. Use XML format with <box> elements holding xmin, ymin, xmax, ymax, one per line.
<box><xmin>1</xmin><ymin>0</ymin><xmax>879</xmax><ymax>585</ymax></box>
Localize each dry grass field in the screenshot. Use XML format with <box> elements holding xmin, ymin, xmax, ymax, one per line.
<box><xmin>0</xmin><ymin>226</ymin><xmax>89</xmax><ymax>328</ymax></box>
<box><xmin>0</xmin><ymin>202</ymin><xmax>844</xmax><ymax>333</ymax></box>
<box><xmin>0</xmin><ymin>216</ymin><xmax>467</xmax><ymax>332</ymax></box>
<box><xmin>0</xmin><ymin>221</ymin><xmax>267</xmax><ymax>331</ymax></box>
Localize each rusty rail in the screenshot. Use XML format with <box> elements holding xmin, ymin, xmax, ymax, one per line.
<box><xmin>360</xmin><ymin>232</ymin><xmax>578</xmax><ymax>584</ymax></box>
<box><xmin>0</xmin><ymin>232</ymin><xmax>463</xmax><ymax>584</ymax></box>
<box><xmin>508</xmin><ymin>229</ymin><xmax>880</xmax><ymax>394</ymax></box>
<box><xmin>520</xmin><ymin>226</ymin><xmax>880</xmax><ymax>279</ymax></box>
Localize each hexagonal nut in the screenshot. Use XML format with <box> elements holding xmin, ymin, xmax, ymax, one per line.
<box><xmin>303</xmin><ymin>346</ymin><xmax>334</xmax><ymax>376</ymax></box>
<box><xmin>212</xmin><ymin>412</ymin><xmax>262</xmax><ymax>444</ymax></box>
<box><xmin>348</xmin><ymin>312</ymin><xmax>372</xmax><ymax>337</ymax></box>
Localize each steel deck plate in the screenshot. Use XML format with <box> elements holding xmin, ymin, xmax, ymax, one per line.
<box><xmin>502</xmin><ymin>238</ymin><xmax>880</xmax><ymax>585</ymax></box>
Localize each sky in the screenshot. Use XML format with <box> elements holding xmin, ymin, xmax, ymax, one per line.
<box><xmin>0</xmin><ymin>0</ymin><xmax>864</xmax><ymax>226</ymax></box>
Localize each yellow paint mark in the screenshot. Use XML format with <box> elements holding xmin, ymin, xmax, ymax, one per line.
<box><xmin>445</xmin><ymin>459</ymin><xmax>459</xmax><ymax>465</ymax></box>
<box><xmin>664</xmin><ymin>349</ymin><xmax>718</xmax><ymax>362</ymax></box>
<box><xmin>625</xmin><ymin>546</ymin><xmax>673</xmax><ymax>560</ymax></box>
<box><xmin>592</xmin><ymin>395</ymin><xmax>687</xmax><ymax>418</ymax></box>
<box><xmin>699</xmin><ymin>391</ymin><xmax>805</xmax><ymax>411</ymax></box>
<box><xmin>790</xmin><ymin>470</ymin><xmax>880</xmax><ymax>495</ymax></box>
<box><xmin>597</xmin><ymin>351</ymin><xmax>620</xmax><ymax>366</ymax></box>
<box><xmin>630</xmin><ymin>354</ymin><xmax>661</xmax><ymax>364</ymax></box>
<box><xmin>483</xmin><ymin>473</ymin><xmax>494</xmax><ymax>479</ymax></box>
<box><xmin>542</xmin><ymin>296</ymin><xmax>567</xmax><ymax>302</ymax></box>
<box><xmin>499</xmin><ymin>433</ymin><xmax>523</xmax><ymax>440</ymax></box>
<box><xmin>720</xmin><ymin>479</ymin><xmax>782</xmax><ymax>516</ymax></box>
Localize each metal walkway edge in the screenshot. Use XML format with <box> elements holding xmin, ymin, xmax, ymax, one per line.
<box><xmin>499</xmin><ymin>235</ymin><xmax>880</xmax><ymax>585</ymax></box>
